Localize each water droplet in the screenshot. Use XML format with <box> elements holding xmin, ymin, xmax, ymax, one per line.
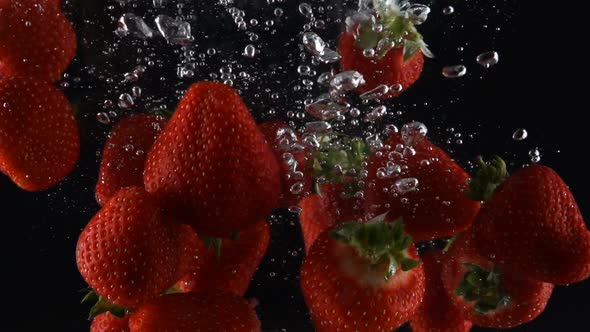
<box><xmin>96</xmin><ymin>112</ymin><xmax>111</xmax><ymax>125</ymax></box>
<box><xmin>317</xmin><ymin>48</ymin><xmax>341</xmax><ymax>63</ymax></box>
<box><xmin>305</xmin><ymin>121</ymin><xmax>332</xmax><ymax>133</ymax></box>
<box><xmin>512</xmin><ymin>128</ymin><xmax>528</xmax><ymax>141</ymax></box>
<box><xmin>442</xmin><ymin>65</ymin><xmax>467</xmax><ymax>78</ymax></box>
<box><xmin>298</xmin><ymin>3</ymin><xmax>314</xmax><ymax>18</ymax></box>
<box><xmin>442</xmin><ymin>6</ymin><xmax>454</xmax><ymax>15</ymax></box>
<box><xmin>405</xmin><ymin>4</ymin><xmax>431</xmax><ymax>25</ymax></box>
<box><xmin>365</xmin><ymin>105</ymin><xmax>387</xmax><ymax>121</ymax></box>
<box><xmin>297</xmin><ymin>65</ymin><xmax>311</xmax><ymax>76</ymax></box>
<box><xmin>290</xmin><ymin>182</ymin><xmax>305</xmax><ymax>195</ymax></box>
<box><xmin>394</xmin><ymin>178</ymin><xmax>419</xmax><ymax>194</ymax></box>
<box><xmin>384</xmin><ymin>124</ymin><xmax>399</xmax><ymax>136</ymax></box>
<box><xmin>317</xmin><ymin>71</ymin><xmax>334</xmax><ymax>86</ymax></box>
<box><xmin>363</xmin><ymin>48</ymin><xmax>375</xmax><ymax>58</ymax></box>
<box><xmin>155</xmin><ymin>15</ymin><xmax>192</xmax><ymax>45</ymax></box>
<box><xmin>243</xmin><ymin>44</ymin><xmax>256</xmax><ymax>58</ymax></box>
<box><xmin>288</xmin><ymin>206</ymin><xmax>303</xmax><ymax>214</ymax></box>
<box><xmin>302</xmin><ymin>32</ymin><xmax>325</xmax><ymax>56</ymax></box>
<box><xmin>117</xmin><ymin>93</ymin><xmax>135</xmax><ymax>110</ymax></box>
<box><xmin>476</xmin><ymin>51</ymin><xmax>500</xmax><ymax>68</ymax></box>
<box><xmin>401</xmin><ymin>122</ymin><xmax>428</xmax><ymax>146</ymax></box>
<box><xmin>330</xmin><ymin>71</ymin><xmax>365</xmax><ymax>94</ymax></box>
<box><xmin>274</xmin><ymin>8</ymin><xmax>284</xmax><ymax>17</ymax></box>
<box><xmin>360</xmin><ymin>84</ymin><xmax>390</xmax><ymax>100</ymax></box>
<box><xmin>116</xmin><ymin>13</ymin><xmax>154</xmax><ymax>39</ymax></box>
<box><xmin>529</xmin><ymin>148</ymin><xmax>541</xmax><ymax>163</ymax></box>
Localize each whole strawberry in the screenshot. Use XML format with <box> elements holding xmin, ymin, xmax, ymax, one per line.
<box><xmin>410</xmin><ymin>250</ymin><xmax>473</xmax><ymax>332</ymax></box>
<box><xmin>0</xmin><ymin>75</ymin><xmax>79</xmax><ymax>191</ymax></box>
<box><xmin>96</xmin><ymin>114</ymin><xmax>167</xmax><ymax>206</ymax></box>
<box><xmin>76</xmin><ymin>187</ymin><xmax>178</xmax><ymax>307</ymax></box>
<box><xmin>441</xmin><ymin>233</ymin><xmax>553</xmax><ymax>328</ymax></box>
<box><xmin>301</xmin><ymin>215</ymin><xmax>425</xmax><ymax>331</ymax></box>
<box><xmin>91</xmin><ymin>313</ymin><xmax>130</xmax><ymax>332</ymax></box>
<box><xmin>144</xmin><ymin>82</ymin><xmax>281</xmax><ymax>237</ymax></box>
<box><xmin>470</xmin><ymin>162</ymin><xmax>590</xmax><ymax>284</ymax></box>
<box><xmin>0</xmin><ymin>1</ymin><xmax>77</xmax><ymax>81</ymax></box>
<box><xmin>364</xmin><ymin>132</ymin><xmax>480</xmax><ymax>242</ymax></box>
<box><xmin>129</xmin><ymin>292</ymin><xmax>261</xmax><ymax>331</ymax></box>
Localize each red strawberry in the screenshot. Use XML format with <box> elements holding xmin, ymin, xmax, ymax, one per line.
<box><xmin>177</xmin><ymin>220</ymin><xmax>270</xmax><ymax>296</ymax></box>
<box><xmin>364</xmin><ymin>133</ymin><xmax>480</xmax><ymax>242</ymax></box>
<box><xmin>320</xmin><ymin>181</ymin><xmax>364</xmax><ymax>223</ymax></box>
<box><xmin>0</xmin><ymin>1</ymin><xmax>77</xmax><ymax>82</ymax></box>
<box><xmin>259</xmin><ymin>121</ymin><xmax>311</xmax><ymax>208</ymax></box>
<box><xmin>298</xmin><ymin>194</ymin><xmax>335</xmax><ymax>252</ymax></box>
<box><xmin>301</xmin><ymin>215</ymin><xmax>425</xmax><ymax>331</ymax></box>
<box><xmin>170</xmin><ymin>223</ymin><xmax>208</xmax><ymax>283</ymax></box>
<box><xmin>144</xmin><ymin>81</ymin><xmax>281</xmax><ymax>237</ymax></box>
<box><xmin>441</xmin><ymin>233</ymin><xmax>553</xmax><ymax>328</ymax></box>
<box><xmin>96</xmin><ymin>114</ymin><xmax>167</xmax><ymax>206</ymax></box>
<box><xmin>128</xmin><ymin>292</ymin><xmax>261</xmax><ymax>332</ymax></box>
<box><xmin>0</xmin><ymin>75</ymin><xmax>79</xmax><ymax>191</ymax></box>
<box><xmin>410</xmin><ymin>250</ymin><xmax>473</xmax><ymax>332</ymax></box>
<box><xmin>91</xmin><ymin>313</ymin><xmax>130</xmax><ymax>332</ymax></box>
<box><xmin>76</xmin><ymin>187</ymin><xmax>178</xmax><ymax>307</ymax></box>
<box><xmin>470</xmin><ymin>163</ymin><xmax>590</xmax><ymax>284</ymax></box>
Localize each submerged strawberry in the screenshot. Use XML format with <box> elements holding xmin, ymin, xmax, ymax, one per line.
<box><xmin>90</xmin><ymin>313</ymin><xmax>130</xmax><ymax>332</ymax></box>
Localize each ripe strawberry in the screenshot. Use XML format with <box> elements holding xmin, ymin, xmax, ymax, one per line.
<box><xmin>259</xmin><ymin>121</ymin><xmax>311</xmax><ymax>208</ymax></box>
<box><xmin>144</xmin><ymin>82</ymin><xmax>281</xmax><ymax>237</ymax></box>
<box><xmin>364</xmin><ymin>133</ymin><xmax>480</xmax><ymax>242</ymax></box>
<box><xmin>301</xmin><ymin>215</ymin><xmax>425</xmax><ymax>331</ymax></box>
<box><xmin>76</xmin><ymin>187</ymin><xmax>178</xmax><ymax>307</ymax></box>
<box><xmin>320</xmin><ymin>181</ymin><xmax>364</xmax><ymax>223</ymax></box>
<box><xmin>91</xmin><ymin>313</ymin><xmax>130</xmax><ymax>332</ymax></box>
<box><xmin>470</xmin><ymin>163</ymin><xmax>590</xmax><ymax>284</ymax></box>
<box><xmin>177</xmin><ymin>220</ymin><xmax>270</xmax><ymax>296</ymax></box>
<box><xmin>0</xmin><ymin>1</ymin><xmax>77</xmax><ymax>82</ymax></box>
<box><xmin>441</xmin><ymin>233</ymin><xmax>553</xmax><ymax>329</ymax></box>
<box><xmin>410</xmin><ymin>250</ymin><xmax>473</xmax><ymax>332</ymax></box>
<box><xmin>169</xmin><ymin>223</ymin><xmax>208</xmax><ymax>283</ymax></box>
<box><xmin>128</xmin><ymin>292</ymin><xmax>261</xmax><ymax>331</ymax></box>
<box><xmin>298</xmin><ymin>194</ymin><xmax>335</xmax><ymax>252</ymax></box>
<box><xmin>0</xmin><ymin>75</ymin><xmax>79</xmax><ymax>191</ymax></box>
<box><xmin>96</xmin><ymin>114</ymin><xmax>167</xmax><ymax>206</ymax></box>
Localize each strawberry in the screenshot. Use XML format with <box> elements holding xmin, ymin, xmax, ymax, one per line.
<box><xmin>298</xmin><ymin>193</ymin><xmax>335</xmax><ymax>252</ymax></box>
<box><xmin>364</xmin><ymin>132</ymin><xmax>480</xmax><ymax>242</ymax></box>
<box><xmin>320</xmin><ymin>181</ymin><xmax>364</xmax><ymax>223</ymax></box>
<box><xmin>76</xmin><ymin>187</ymin><xmax>178</xmax><ymax>307</ymax></box>
<box><xmin>128</xmin><ymin>292</ymin><xmax>261</xmax><ymax>331</ymax></box>
<box><xmin>0</xmin><ymin>75</ymin><xmax>79</xmax><ymax>191</ymax></box>
<box><xmin>301</xmin><ymin>215</ymin><xmax>425</xmax><ymax>331</ymax></box>
<box><xmin>144</xmin><ymin>81</ymin><xmax>281</xmax><ymax>237</ymax></box>
<box><xmin>96</xmin><ymin>114</ymin><xmax>167</xmax><ymax>206</ymax></box>
<box><xmin>177</xmin><ymin>220</ymin><xmax>270</xmax><ymax>296</ymax></box>
<box><xmin>410</xmin><ymin>250</ymin><xmax>473</xmax><ymax>332</ymax></box>
<box><xmin>469</xmin><ymin>161</ymin><xmax>590</xmax><ymax>284</ymax></box>
<box><xmin>338</xmin><ymin>1</ymin><xmax>431</xmax><ymax>98</ymax></box>
<box><xmin>441</xmin><ymin>233</ymin><xmax>553</xmax><ymax>329</ymax></box>
<box><xmin>91</xmin><ymin>313</ymin><xmax>130</xmax><ymax>332</ymax></box>
<box><xmin>259</xmin><ymin>121</ymin><xmax>311</xmax><ymax>208</ymax></box>
<box><xmin>0</xmin><ymin>1</ymin><xmax>77</xmax><ymax>82</ymax></box>
<box><xmin>170</xmin><ymin>223</ymin><xmax>208</xmax><ymax>283</ymax></box>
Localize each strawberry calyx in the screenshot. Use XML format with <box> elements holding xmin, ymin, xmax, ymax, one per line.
<box><xmin>199</xmin><ymin>232</ymin><xmax>241</xmax><ymax>258</ymax></box>
<box><xmin>465</xmin><ymin>156</ymin><xmax>509</xmax><ymax>202</ymax></box>
<box><xmin>454</xmin><ymin>263</ymin><xmax>512</xmax><ymax>315</ymax></box>
<box><xmin>330</xmin><ymin>213</ymin><xmax>420</xmax><ymax>280</ymax></box>
<box><xmin>348</xmin><ymin>0</ymin><xmax>433</xmax><ymax>60</ymax></box>
<box><xmin>81</xmin><ymin>289</ymin><xmax>128</xmax><ymax>320</ymax></box>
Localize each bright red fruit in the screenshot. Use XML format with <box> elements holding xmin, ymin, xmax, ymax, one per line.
<box><xmin>91</xmin><ymin>313</ymin><xmax>130</xmax><ymax>332</ymax></box>
<box><xmin>364</xmin><ymin>133</ymin><xmax>480</xmax><ymax>242</ymax></box>
<box><xmin>177</xmin><ymin>220</ymin><xmax>270</xmax><ymax>296</ymax></box>
<box><xmin>320</xmin><ymin>181</ymin><xmax>364</xmax><ymax>223</ymax></box>
<box><xmin>128</xmin><ymin>292</ymin><xmax>261</xmax><ymax>332</ymax></box>
<box><xmin>144</xmin><ymin>81</ymin><xmax>281</xmax><ymax>237</ymax></box>
<box><xmin>471</xmin><ymin>164</ymin><xmax>590</xmax><ymax>284</ymax></box>
<box><xmin>301</xmin><ymin>217</ymin><xmax>425</xmax><ymax>331</ymax></box>
<box><xmin>76</xmin><ymin>187</ymin><xmax>178</xmax><ymax>307</ymax></box>
<box><xmin>441</xmin><ymin>233</ymin><xmax>553</xmax><ymax>329</ymax></box>
<box><xmin>298</xmin><ymin>194</ymin><xmax>335</xmax><ymax>252</ymax></box>
<box><xmin>0</xmin><ymin>1</ymin><xmax>77</xmax><ymax>82</ymax></box>
<box><xmin>410</xmin><ymin>250</ymin><xmax>473</xmax><ymax>332</ymax></box>
<box><xmin>259</xmin><ymin>121</ymin><xmax>311</xmax><ymax>208</ymax></box>
<box><xmin>96</xmin><ymin>114</ymin><xmax>166</xmax><ymax>206</ymax></box>
<box><xmin>0</xmin><ymin>75</ymin><xmax>79</xmax><ymax>191</ymax></box>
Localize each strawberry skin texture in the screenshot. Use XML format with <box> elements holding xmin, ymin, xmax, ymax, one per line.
<box><xmin>91</xmin><ymin>313</ymin><xmax>130</xmax><ymax>332</ymax></box>
<box><xmin>0</xmin><ymin>75</ymin><xmax>79</xmax><ymax>191</ymax></box>
<box><xmin>472</xmin><ymin>165</ymin><xmax>590</xmax><ymax>284</ymax></box>
<box><xmin>298</xmin><ymin>194</ymin><xmax>336</xmax><ymax>252</ymax></box>
<box><xmin>0</xmin><ymin>1</ymin><xmax>77</xmax><ymax>82</ymax></box>
<box><xmin>441</xmin><ymin>233</ymin><xmax>553</xmax><ymax>328</ymax></box>
<box><xmin>144</xmin><ymin>82</ymin><xmax>281</xmax><ymax>237</ymax></box>
<box><xmin>129</xmin><ymin>292</ymin><xmax>261</xmax><ymax>332</ymax></box>
<box><xmin>76</xmin><ymin>187</ymin><xmax>178</xmax><ymax>307</ymax></box>
<box><xmin>301</xmin><ymin>231</ymin><xmax>425</xmax><ymax>332</ymax></box>
<box><xmin>410</xmin><ymin>251</ymin><xmax>473</xmax><ymax>332</ymax></box>
<box><xmin>320</xmin><ymin>182</ymin><xmax>365</xmax><ymax>223</ymax></box>
<box><xmin>338</xmin><ymin>32</ymin><xmax>424</xmax><ymax>97</ymax></box>
<box><xmin>364</xmin><ymin>134</ymin><xmax>480</xmax><ymax>242</ymax></box>
<box><xmin>177</xmin><ymin>220</ymin><xmax>270</xmax><ymax>296</ymax></box>
<box><xmin>96</xmin><ymin>114</ymin><xmax>167</xmax><ymax>206</ymax></box>
<box><xmin>259</xmin><ymin>121</ymin><xmax>311</xmax><ymax>208</ymax></box>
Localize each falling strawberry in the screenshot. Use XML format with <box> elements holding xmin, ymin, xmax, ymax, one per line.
<box><xmin>96</xmin><ymin>114</ymin><xmax>167</xmax><ymax>206</ymax></box>
<box><xmin>410</xmin><ymin>250</ymin><xmax>473</xmax><ymax>332</ymax></box>
<box><xmin>144</xmin><ymin>81</ymin><xmax>281</xmax><ymax>237</ymax></box>
<box><xmin>468</xmin><ymin>159</ymin><xmax>590</xmax><ymax>284</ymax></box>
<box><xmin>441</xmin><ymin>233</ymin><xmax>553</xmax><ymax>329</ymax></box>
<box><xmin>0</xmin><ymin>1</ymin><xmax>77</xmax><ymax>82</ymax></box>
<box><xmin>259</xmin><ymin>121</ymin><xmax>311</xmax><ymax>208</ymax></box>
<box><xmin>76</xmin><ymin>187</ymin><xmax>178</xmax><ymax>307</ymax></box>
<box><xmin>128</xmin><ymin>292</ymin><xmax>261</xmax><ymax>331</ymax></box>
<box><xmin>91</xmin><ymin>313</ymin><xmax>130</xmax><ymax>332</ymax></box>
<box><xmin>0</xmin><ymin>75</ymin><xmax>79</xmax><ymax>191</ymax></box>
<box><xmin>301</xmin><ymin>214</ymin><xmax>424</xmax><ymax>331</ymax></box>
<box><xmin>364</xmin><ymin>132</ymin><xmax>480</xmax><ymax>242</ymax></box>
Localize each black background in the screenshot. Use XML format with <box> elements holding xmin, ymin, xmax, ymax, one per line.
<box><xmin>2</xmin><ymin>0</ymin><xmax>589</xmax><ymax>331</ymax></box>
